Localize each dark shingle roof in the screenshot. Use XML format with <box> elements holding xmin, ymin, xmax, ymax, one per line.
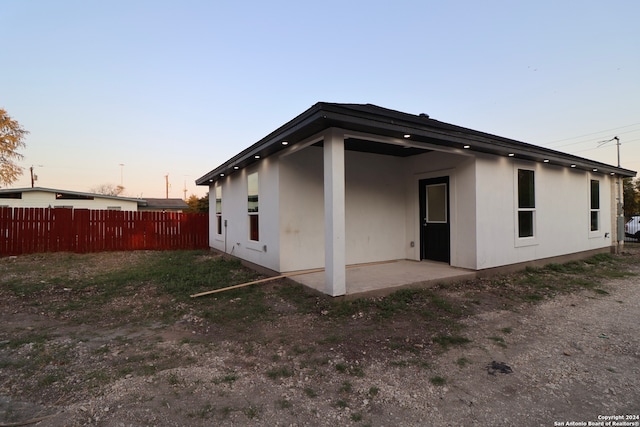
<box><xmin>196</xmin><ymin>102</ymin><xmax>636</xmax><ymax>185</ymax></box>
<box><xmin>140</xmin><ymin>198</ymin><xmax>188</xmax><ymax>210</ymax></box>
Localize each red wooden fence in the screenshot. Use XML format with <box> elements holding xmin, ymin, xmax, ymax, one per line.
<box><xmin>0</xmin><ymin>207</ymin><xmax>209</xmax><ymax>256</ymax></box>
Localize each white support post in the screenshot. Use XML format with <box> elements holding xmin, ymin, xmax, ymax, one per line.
<box><xmin>323</xmin><ymin>128</ymin><xmax>346</xmax><ymax>296</ymax></box>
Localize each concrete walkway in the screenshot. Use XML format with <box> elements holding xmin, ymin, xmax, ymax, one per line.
<box><xmin>291</xmin><ymin>260</ymin><xmax>477</xmax><ymax>297</ymax></box>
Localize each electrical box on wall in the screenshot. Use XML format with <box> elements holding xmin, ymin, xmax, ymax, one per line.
<box><xmin>617</xmin><ymin>217</ymin><xmax>625</xmax><ymax>241</ymax></box>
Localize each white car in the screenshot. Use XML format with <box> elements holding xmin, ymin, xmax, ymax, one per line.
<box><xmin>625</xmin><ymin>216</ymin><xmax>640</xmax><ymax>239</ymax></box>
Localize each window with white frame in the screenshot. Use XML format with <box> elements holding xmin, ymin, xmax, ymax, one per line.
<box><xmin>247</xmin><ymin>172</ymin><xmax>259</xmax><ymax>241</ymax></box>
<box><xmin>215</xmin><ymin>185</ymin><xmax>222</xmax><ymax>235</ymax></box>
<box><xmin>590</xmin><ymin>179</ymin><xmax>600</xmax><ymax>232</ymax></box>
<box><xmin>517</xmin><ymin>169</ymin><xmax>535</xmax><ymax>238</ymax></box>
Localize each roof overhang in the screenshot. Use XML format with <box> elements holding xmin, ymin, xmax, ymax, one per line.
<box><xmin>196</xmin><ymin>103</ymin><xmax>636</xmax><ymax>185</ymax></box>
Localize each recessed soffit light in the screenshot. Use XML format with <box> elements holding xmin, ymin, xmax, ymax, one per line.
<box><xmin>543</xmin><ymin>159</ymin><xmax>550</xmax><ymax>163</ymax></box>
<box><xmin>233</xmin><ymin>166</ymin><xmax>239</xmax><ymax>170</ymax></box>
<box><xmin>570</xmin><ymin>164</ymin><xmax>576</xmax><ymax>168</ymax></box>
<box><xmin>403</xmin><ymin>134</ymin><xmax>411</xmax><ymax>138</ymax></box>
<box><xmin>281</xmin><ymin>141</ymin><xmax>289</xmax><ymax>145</ymax></box>
<box><xmin>254</xmin><ymin>155</ymin><xmax>261</xmax><ymax>159</ymax></box>
<box><xmin>508</xmin><ymin>153</ymin><xmax>515</xmax><ymax>157</ymax></box>
<box><xmin>463</xmin><ymin>145</ymin><xmax>470</xmax><ymax>149</ymax></box>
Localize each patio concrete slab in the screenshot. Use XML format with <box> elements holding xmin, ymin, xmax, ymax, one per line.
<box><xmin>290</xmin><ymin>260</ymin><xmax>477</xmax><ymax>297</ymax></box>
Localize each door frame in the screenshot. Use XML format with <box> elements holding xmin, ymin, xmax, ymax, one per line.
<box><xmin>419</xmin><ymin>176</ymin><xmax>451</xmax><ymax>263</ymax></box>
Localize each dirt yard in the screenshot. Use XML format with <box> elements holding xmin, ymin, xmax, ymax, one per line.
<box><xmin>0</xmin><ymin>249</ymin><xmax>639</xmax><ymax>426</ymax></box>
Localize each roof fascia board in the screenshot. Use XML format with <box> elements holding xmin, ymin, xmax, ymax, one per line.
<box><xmin>321</xmin><ymin>106</ymin><xmax>635</xmax><ymax>176</ymax></box>
<box><xmin>196</xmin><ymin>103</ymin><xmax>636</xmax><ymax>184</ymax></box>
<box><xmin>196</xmin><ymin>104</ymin><xmax>327</xmax><ymax>185</ymax></box>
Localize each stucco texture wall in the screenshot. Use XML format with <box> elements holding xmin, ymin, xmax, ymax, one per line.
<box><xmin>278</xmin><ymin>147</ymin><xmax>408</xmax><ymax>272</ymax></box>
<box><xmin>404</xmin><ymin>151</ymin><xmax>477</xmax><ymax>269</ymax></box>
<box><xmin>209</xmin><ymin>160</ymin><xmax>281</xmax><ymax>272</ymax></box>
<box><xmin>474</xmin><ymin>156</ymin><xmax>613</xmax><ymax>269</ymax></box>
<box><xmin>279</xmin><ymin>147</ymin><xmax>325</xmax><ymax>272</ymax></box>
<box><xmin>208</xmin><ymin>142</ymin><xmax>615</xmax><ymax>276</ymax></box>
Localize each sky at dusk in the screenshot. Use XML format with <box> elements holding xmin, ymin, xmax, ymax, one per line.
<box><xmin>2</xmin><ymin>0</ymin><xmax>639</xmax><ymax>199</ymax></box>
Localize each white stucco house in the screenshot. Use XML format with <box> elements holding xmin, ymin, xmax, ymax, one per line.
<box><xmin>196</xmin><ymin>103</ymin><xmax>636</xmax><ymax>296</ymax></box>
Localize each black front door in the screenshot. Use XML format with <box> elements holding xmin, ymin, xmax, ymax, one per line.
<box><xmin>419</xmin><ymin>177</ymin><xmax>450</xmax><ymax>263</ymax></box>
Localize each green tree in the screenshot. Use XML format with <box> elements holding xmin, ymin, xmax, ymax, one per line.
<box><xmin>186</xmin><ymin>194</ymin><xmax>199</xmax><ymax>212</ymax></box>
<box><xmin>623</xmin><ymin>177</ymin><xmax>640</xmax><ymax>218</ymax></box>
<box><xmin>197</xmin><ymin>194</ymin><xmax>209</xmax><ymax>212</ymax></box>
<box><xmin>0</xmin><ymin>108</ymin><xmax>29</xmax><ymax>187</ymax></box>
<box><xmin>186</xmin><ymin>194</ymin><xmax>209</xmax><ymax>213</ymax></box>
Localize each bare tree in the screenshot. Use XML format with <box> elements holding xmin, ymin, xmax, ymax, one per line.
<box><xmin>0</xmin><ymin>108</ymin><xmax>29</xmax><ymax>187</ymax></box>
<box><xmin>90</xmin><ymin>183</ymin><xmax>124</xmax><ymax>196</ymax></box>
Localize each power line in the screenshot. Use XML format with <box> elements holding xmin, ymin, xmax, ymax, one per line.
<box><xmin>571</xmin><ymin>137</ymin><xmax>640</xmax><ymax>153</ymax></box>
<box><xmin>548</xmin><ymin>128</ymin><xmax>640</xmax><ymax>149</ymax></box>
<box><xmin>543</xmin><ymin>122</ymin><xmax>640</xmax><ymax>147</ymax></box>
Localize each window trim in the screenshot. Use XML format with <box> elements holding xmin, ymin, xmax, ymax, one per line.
<box><xmin>426</xmin><ymin>183</ymin><xmax>448</xmax><ymax>224</ymax></box>
<box><xmin>514</xmin><ymin>165</ymin><xmax>538</xmax><ymax>247</ymax></box>
<box><xmin>215</xmin><ymin>185</ymin><xmax>223</xmax><ymax>236</ymax></box>
<box><xmin>247</xmin><ymin>171</ymin><xmax>259</xmax><ymax>242</ymax></box>
<box><xmin>589</xmin><ymin>176</ymin><xmax>602</xmax><ymax>238</ymax></box>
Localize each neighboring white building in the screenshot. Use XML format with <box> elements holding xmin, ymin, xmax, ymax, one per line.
<box><xmin>196</xmin><ymin>103</ymin><xmax>636</xmax><ymax>296</ymax></box>
<box><xmin>0</xmin><ymin>187</ymin><xmax>142</xmax><ymax>210</ymax></box>
<box><xmin>0</xmin><ymin>188</ymin><xmax>189</xmax><ymax>212</ymax></box>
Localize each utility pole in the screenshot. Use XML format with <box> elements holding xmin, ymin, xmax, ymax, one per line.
<box><xmin>615</xmin><ymin>137</ymin><xmax>623</xmax><ymax>253</ymax></box>
<box><xmin>29</xmin><ymin>165</ymin><xmax>43</xmax><ymax>188</ymax></box>
<box><xmin>165</xmin><ymin>174</ymin><xmax>169</xmax><ymax>199</ymax></box>
<box><xmin>119</xmin><ymin>164</ymin><xmax>125</xmax><ymax>187</ymax></box>
<box><xmin>601</xmin><ymin>136</ymin><xmax>624</xmax><ymax>253</ymax></box>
